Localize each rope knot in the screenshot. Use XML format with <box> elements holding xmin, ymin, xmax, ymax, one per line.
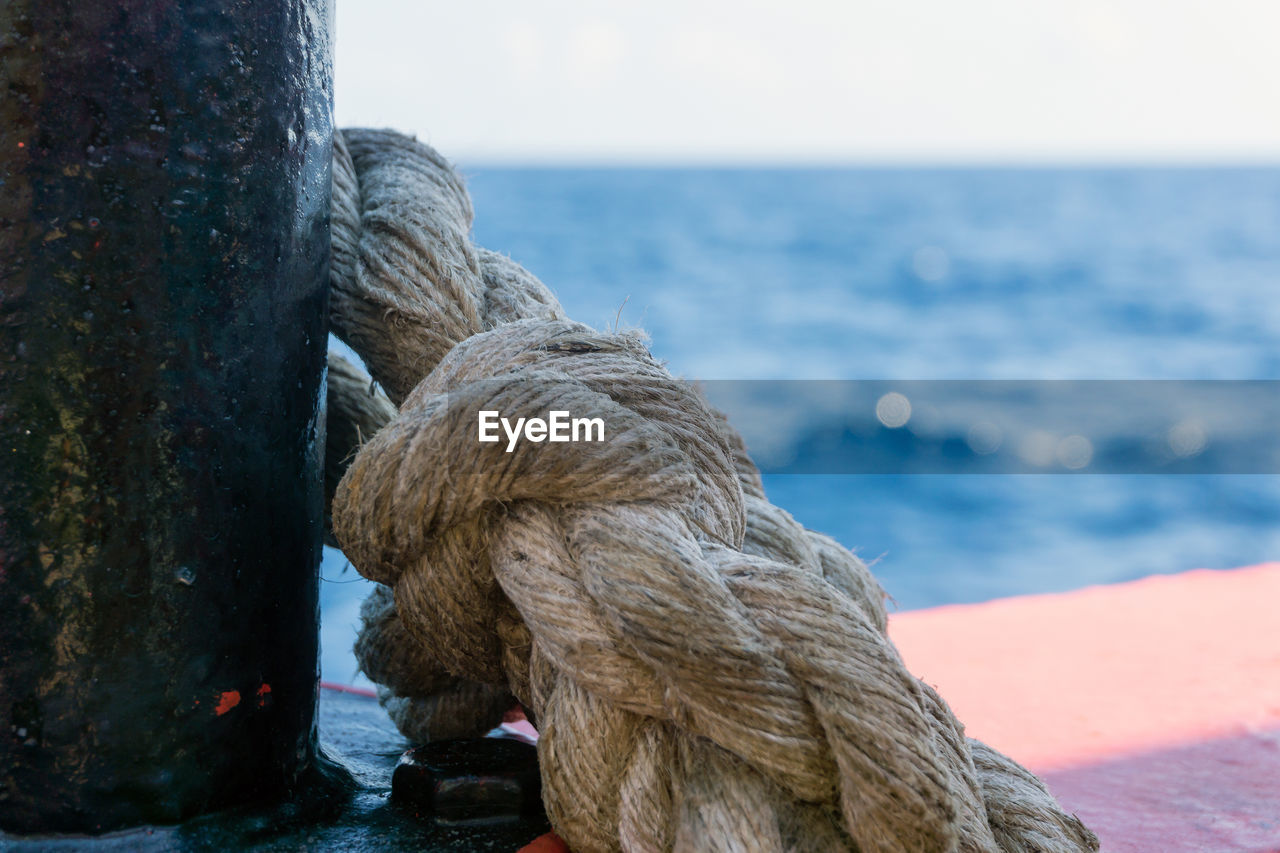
<box><xmin>328</xmin><ymin>128</ymin><xmax>1100</xmax><ymax>853</ymax></box>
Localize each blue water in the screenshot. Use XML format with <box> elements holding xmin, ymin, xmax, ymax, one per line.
<box><xmin>320</xmin><ymin>167</ymin><xmax>1280</xmax><ymax>686</ymax></box>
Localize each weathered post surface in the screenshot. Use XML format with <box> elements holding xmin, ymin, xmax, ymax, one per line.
<box><xmin>0</xmin><ymin>0</ymin><xmax>333</xmax><ymax>833</ymax></box>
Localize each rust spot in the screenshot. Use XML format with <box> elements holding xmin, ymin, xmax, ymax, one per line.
<box><xmin>214</xmin><ymin>690</ymin><xmax>241</xmax><ymax>716</ymax></box>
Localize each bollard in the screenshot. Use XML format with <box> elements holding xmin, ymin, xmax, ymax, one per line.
<box><xmin>0</xmin><ymin>0</ymin><xmax>333</xmax><ymax>833</ymax></box>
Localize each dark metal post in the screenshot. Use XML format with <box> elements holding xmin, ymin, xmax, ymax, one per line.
<box><xmin>0</xmin><ymin>0</ymin><xmax>333</xmax><ymax>833</ymax></box>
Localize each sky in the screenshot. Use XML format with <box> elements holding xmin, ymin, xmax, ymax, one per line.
<box><xmin>333</xmin><ymin>0</ymin><xmax>1280</xmax><ymax>164</ymax></box>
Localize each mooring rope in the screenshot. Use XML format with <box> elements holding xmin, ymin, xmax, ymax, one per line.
<box><xmin>326</xmin><ymin>127</ymin><xmax>1098</xmax><ymax>853</ymax></box>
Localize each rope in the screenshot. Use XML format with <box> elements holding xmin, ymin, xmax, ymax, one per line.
<box><xmin>326</xmin><ymin>127</ymin><xmax>1099</xmax><ymax>853</ymax></box>
<box><xmin>326</xmin><ymin>351</ymin><xmax>514</xmax><ymax>739</ymax></box>
<box><xmin>324</xmin><ymin>352</ymin><xmax>396</xmax><ymax>547</ymax></box>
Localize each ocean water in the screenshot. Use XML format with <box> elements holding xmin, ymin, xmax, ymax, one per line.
<box><xmin>319</xmin><ymin>167</ymin><xmax>1280</xmax><ymax>686</ymax></box>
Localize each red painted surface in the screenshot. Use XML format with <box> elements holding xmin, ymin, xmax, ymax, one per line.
<box><xmin>319</xmin><ymin>680</ymin><xmax>377</xmax><ymax>698</ymax></box>
<box><xmin>1044</xmin><ymin>729</ymin><xmax>1280</xmax><ymax>853</ymax></box>
<box><xmin>890</xmin><ymin>563</ymin><xmax>1280</xmax><ymax>853</ymax></box>
<box><xmin>518</xmin><ymin>833</ymin><xmax>570</xmax><ymax>853</ymax></box>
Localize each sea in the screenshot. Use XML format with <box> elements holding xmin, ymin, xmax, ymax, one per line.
<box><xmin>320</xmin><ymin>166</ymin><xmax>1280</xmax><ymax>687</ymax></box>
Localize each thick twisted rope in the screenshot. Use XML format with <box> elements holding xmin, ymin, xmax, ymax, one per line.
<box><xmin>326</xmin><ymin>352</ymin><xmax>515</xmax><ymax>738</ymax></box>
<box><xmin>327</xmin><ymin>127</ymin><xmax>1098</xmax><ymax>853</ymax></box>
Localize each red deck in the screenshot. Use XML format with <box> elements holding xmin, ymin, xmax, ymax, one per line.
<box><xmin>891</xmin><ymin>563</ymin><xmax>1280</xmax><ymax>853</ymax></box>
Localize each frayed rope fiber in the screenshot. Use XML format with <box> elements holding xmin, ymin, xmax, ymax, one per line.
<box><xmin>326</xmin><ymin>127</ymin><xmax>1099</xmax><ymax>853</ymax></box>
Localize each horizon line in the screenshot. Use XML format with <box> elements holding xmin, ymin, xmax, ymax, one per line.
<box><xmin>450</xmin><ymin>154</ymin><xmax>1280</xmax><ymax>170</ymax></box>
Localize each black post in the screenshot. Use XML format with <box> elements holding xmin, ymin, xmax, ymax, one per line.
<box><xmin>0</xmin><ymin>0</ymin><xmax>333</xmax><ymax>834</ymax></box>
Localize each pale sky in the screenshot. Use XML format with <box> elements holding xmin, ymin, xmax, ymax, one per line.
<box><xmin>334</xmin><ymin>0</ymin><xmax>1280</xmax><ymax>163</ymax></box>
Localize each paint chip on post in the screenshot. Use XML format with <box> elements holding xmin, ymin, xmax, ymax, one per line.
<box><xmin>214</xmin><ymin>690</ymin><xmax>241</xmax><ymax>716</ymax></box>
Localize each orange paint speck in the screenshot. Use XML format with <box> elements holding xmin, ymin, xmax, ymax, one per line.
<box><xmin>214</xmin><ymin>690</ymin><xmax>241</xmax><ymax>716</ymax></box>
<box><xmin>256</xmin><ymin>683</ymin><xmax>272</xmax><ymax>707</ymax></box>
<box><xmin>518</xmin><ymin>833</ymin><xmax>570</xmax><ymax>853</ymax></box>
